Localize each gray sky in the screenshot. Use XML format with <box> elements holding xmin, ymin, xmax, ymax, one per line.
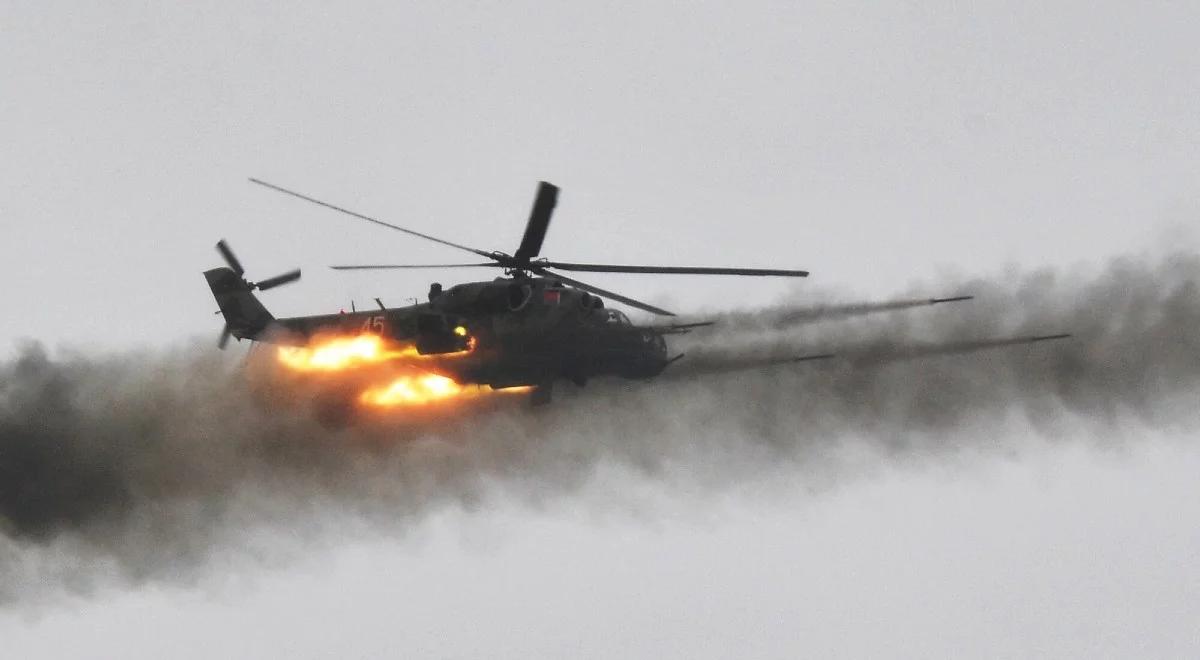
<box><xmin>4</xmin><ymin>2</ymin><xmax>1197</xmax><ymax>352</ymax></box>
<box><xmin>1</xmin><ymin>2</ymin><xmax>1198</xmax><ymax>658</ymax></box>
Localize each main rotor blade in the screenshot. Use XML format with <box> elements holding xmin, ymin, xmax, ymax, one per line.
<box><xmin>540</xmin><ymin>261</ymin><xmax>810</xmax><ymax>277</ymax></box>
<box><xmin>248</xmin><ymin>178</ymin><xmax>496</xmax><ymax>260</ymax></box>
<box><xmin>215</xmin><ymin>240</ymin><xmax>245</xmax><ymax>276</ymax></box>
<box><xmin>514</xmin><ymin>181</ymin><xmax>559</xmax><ymax>262</ymax></box>
<box><xmin>536</xmin><ymin>268</ymin><xmax>676</xmax><ymax>316</ymax></box>
<box><xmin>330</xmin><ymin>263</ymin><xmax>501</xmax><ymax>270</ymax></box>
<box><xmin>254</xmin><ymin>269</ymin><xmax>302</xmax><ymax>291</ymax></box>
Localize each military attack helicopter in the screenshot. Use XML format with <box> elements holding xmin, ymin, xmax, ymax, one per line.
<box><xmin>204</xmin><ymin>179</ymin><xmax>1067</xmax><ymax>404</ymax></box>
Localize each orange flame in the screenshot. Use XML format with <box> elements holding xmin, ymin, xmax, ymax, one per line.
<box><xmin>277</xmin><ymin>335</ymin><xmax>420</xmax><ymax>372</ymax></box>
<box><xmin>273</xmin><ymin>333</ymin><xmax>529</xmax><ymax>411</ymax></box>
<box><xmin>276</xmin><ymin>332</ymin><xmax>477</xmax><ymax>372</ymax></box>
<box><xmin>359</xmin><ymin>374</ymin><xmax>467</xmax><ymax>406</ymax></box>
<box><xmin>360</xmin><ymin>378</ymin><xmax>533</xmax><ymax>408</ymax></box>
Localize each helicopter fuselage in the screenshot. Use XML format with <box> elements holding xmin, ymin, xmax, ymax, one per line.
<box><xmin>208</xmin><ymin>177</ymin><xmax>806</xmax><ymax>400</ymax></box>
<box><xmin>242</xmin><ymin>274</ymin><xmax>672</xmax><ymax>388</ymax></box>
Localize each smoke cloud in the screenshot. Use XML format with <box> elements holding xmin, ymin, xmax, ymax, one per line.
<box><xmin>0</xmin><ymin>253</ymin><xmax>1197</xmax><ymax>603</ymax></box>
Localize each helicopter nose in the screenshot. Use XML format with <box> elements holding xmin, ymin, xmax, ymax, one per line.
<box><xmin>647</xmin><ymin>332</ymin><xmax>669</xmax><ymax>372</ymax></box>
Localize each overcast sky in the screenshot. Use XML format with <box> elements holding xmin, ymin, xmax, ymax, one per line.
<box><xmin>4</xmin><ymin>2</ymin><xmax>1197</xmax><ymax>353</ymax></box>
<box><xmin>1</xmin><ymin>2</ymin><xmax>1198</xmax><ymax>658</ymax></box>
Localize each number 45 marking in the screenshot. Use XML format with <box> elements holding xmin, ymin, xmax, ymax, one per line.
<box><xmin>361</xmin><ymin>315</ymin><xmax>385</xmax><ymax>334</ymax></box>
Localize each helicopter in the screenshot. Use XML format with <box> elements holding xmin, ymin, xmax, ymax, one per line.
<box><xmin>204</xmin><ymin>179</ymin><xmax>1068</xmax><ymax>404</ymax></box>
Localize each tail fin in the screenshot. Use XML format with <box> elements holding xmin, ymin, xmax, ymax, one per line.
<box><xmin>204</xmin><ymin>267</ymin><xmax>274</xmax><ymax>340</ymax></box>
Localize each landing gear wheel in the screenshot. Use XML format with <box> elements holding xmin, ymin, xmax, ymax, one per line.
<box><xmin>530</xmin><ymin>382</ymin><xmax>553</xmax><ymax>406</ymax></box>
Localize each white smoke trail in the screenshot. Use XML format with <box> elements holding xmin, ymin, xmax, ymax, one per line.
<box><xmin>0</xmin><ymin>253</ymin><xmax>1196</xmax><ymax>602</ymax></box>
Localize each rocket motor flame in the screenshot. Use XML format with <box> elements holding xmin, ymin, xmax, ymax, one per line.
<box><xmin>277</xmin><ymin>335</ymin><xmax>420</xmax><ymax>371</ymax></box>
<box><xmin>274</xmin><ymin>333</ymin><xmax>520</xmax><ymax>409</ymax></box>
<box><xmin>360</xmin><ymin>377</ymin><xmax>533</xmax><ymax>407</ymax></box>
<box><xmin>361</xmin><ymin>374</ymin><xmax>467</xmax><ymax>406</ymax></box>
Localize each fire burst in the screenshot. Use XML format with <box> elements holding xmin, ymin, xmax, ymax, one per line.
<box><xmin>273</xmin><ymin>333</ymin><xmax>521</xmax><ymax>411</ymax></box>
<box><xmin>276</xmin><ymin>335</ymin><xmax>420</xmax><ymax>372</ymax></box>
<box><xmin>359</xmin><ymin>377</ymin><xmax>532</xmax><ymax>407</ymax></box>
<box><xmin>359</xmin><ymin>374</ymin><xmax>471</xmax><ymax>406</ymax></box>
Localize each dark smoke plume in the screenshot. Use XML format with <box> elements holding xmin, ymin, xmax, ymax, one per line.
<box><xmin>0</xmin><ymin>253</ymin><xmax>1197</xmax><ymax>602</ymax></box>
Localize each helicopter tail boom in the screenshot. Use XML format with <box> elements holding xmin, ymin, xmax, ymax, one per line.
<box><xmin>205</xmin><ymin>267</ymin><xmax>275</xmax><ymax>344</ymax></box>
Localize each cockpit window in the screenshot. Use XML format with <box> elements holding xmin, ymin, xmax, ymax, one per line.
<box><xmin>604</xmin><ymin>309</ymin><xmax>631</xmax><ymax>325</ymax></box>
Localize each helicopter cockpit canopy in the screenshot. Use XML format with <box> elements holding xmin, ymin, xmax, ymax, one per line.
<box><xmin>604</xmin><ymin>309</ymin><xmax>632</xmax><ymax>326</ymax></box>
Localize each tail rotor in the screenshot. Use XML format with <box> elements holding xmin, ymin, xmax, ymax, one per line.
<box><xmin>218</xmin><ymin>324</ymin><xmax>233</xmax><ymax>350</ymax></box>
<box><xmin>211</xmin><ymin>240</ymin><xmax>300</xmax><ymax>349</ymax></box>
<box><xmin>216</xmin><ymin>239</ymin><xmax>301</xmax><ymax>292</ymax></box>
